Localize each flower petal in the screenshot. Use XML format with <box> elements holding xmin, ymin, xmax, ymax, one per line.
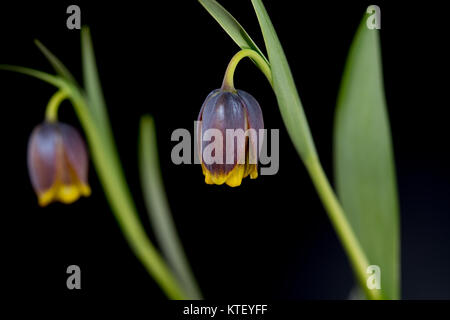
<box><xmin>198</xmin><ymin>89</ymin><xmax>221</xmax><ymax>162</ymax></box>
<box><xmin>28</xmin><ymin>122</ymin><xmax>90</xmax><ymax>206</ymax></box>
<box><xmin>237</xmin><ymin>90</ymin><xmax>264</xmax><ymax>165</ymax></box>
<box><xmin>59</xmin><ymin>123</ymin><xmax>89</xmax><ymax>186</ymax></box>
<box><xmin>201</xmin><ymin>91</ymin><xmax>246</xmax><ymax>177</ymax></box>
<box><xmin>225</xmin><ymin>164</ymin><xmax>245</xmax><ymax>187</ymax></box>
<box><xmin>27</xmin><ymin>123</ymin><xmax>60</xmax><ymax>195</ymax></box>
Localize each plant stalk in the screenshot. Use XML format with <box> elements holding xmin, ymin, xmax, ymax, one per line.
<box><xmin>0</xmin><ymin>64</ymin><xmax>188</xmax><ymax>300</ymax></box>
<box><xmin>225</xmin><ymin>49</ymin><xmax>382</xmax><ymax>300</ymax></box>
<box><xmin>222</xmin><ymin>49</ymin><xmax>272</xmax><ymax>90</ymax></box>
<box><xmin>305</xmin><ymin>159</ymin><xmax>382</xmax><ymax>300</ymax></box>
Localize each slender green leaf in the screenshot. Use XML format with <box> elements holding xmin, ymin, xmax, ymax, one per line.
<box><xmin>0</xmin><ymin>65</ymin><xmax>65</xmax><ymax>88</ymax></box>
<box><xmin>77</xmin><ymin>38</ymin><xmax>187</xmax><ymax>299</ymax></box>
<box><xmin>250</xmin><ymin>0</ymin><xmax>317</xmax><ymax>162</ymax></box>
<box><xmin>81</xmin><ymin>27</ymin><xmax>110</xmax><ymax>132</ymax></box>
<box><xmin>334</xmin><ymin>16</ymin><xmax>400</xmax><ymax>299</ymax></box>
<box><xmin>139</xmin><ymin>115</ymin><xmax>202</xmax><ymax>299</ymax></box>
<box><xmin>2</xmin><ymin>42</ymin><xmax>187</xmax><ymax>300</ymax></box>
<box><xmin>79</xmin><ymin>30</ymin><xmax>187</xmax><ymax>299</ymax></box>
<box><xmin>34</xmin><ymin>40</ymin><xmax>77</xmax><ymax>85</ymax></box>
<box><xmin>198</xmin><ymin>0</ymin><xmax>269</xmax><ymax>71</ymax></box>
<box><xmin>0</xmin><ymin>65</ymin><xmax>99</xmax><ymax>133</ymax></box>
<box><xmin>200</xmin><ymin>0</ymin><xmax>389</xmax><ymax>300</ymax></box>
<box><xmin>78</xmin><ymin>34</ymin><xmax>187</xmax><ymax>299</ymax></box>
<box><xmin>249</xmin><ymin>0</ymin><xmax>380</xmax><ymax>299</ymax></box>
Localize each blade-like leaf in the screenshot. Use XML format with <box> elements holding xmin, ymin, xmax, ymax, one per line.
<box><xmin>250</xmin><ymin>0</ymin><xmax>316</xmax><ymax>162</ymax></box>
<box><xmin>0</xmin><ymin>65</ymin><xmax>65</xmax><ymax>88</ymax></box>
<box><xmin>81</xmin><ymin>27</ymin><xmax>110</xmax><ymax>132</ymax></box>
<box><xmin>334</xmin><ymin>16</ymin><xmax>400</xmax><ymax>299</ymax></box>
<box><xmin>198</xmin><ymin>0</ymin><xmax>269</xmax><ymax>69</ymax></box>
<box><xmin>139</xmin><ymin>115</ymin><xmax>202</xmax><ymax>300</ymax></box>
<box><xmin>34</xmin><ymin>40</ymin><xmax>77</xmax><ymax>85</ymax></box>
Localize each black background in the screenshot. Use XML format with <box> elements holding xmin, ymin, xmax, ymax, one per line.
<box><xmin>1</xmin><ymin>0</ymin><xmax>449</xmax><ymax>301</ymax></box>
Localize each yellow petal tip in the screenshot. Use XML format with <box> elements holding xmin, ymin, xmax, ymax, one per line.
<box><xmin>37</xmin><ymin>183</ymin><xmax>91</xmax><ymax>207</ymax></box>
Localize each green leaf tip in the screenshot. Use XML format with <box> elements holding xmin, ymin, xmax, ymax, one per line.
<box><xmin>334</xmin><ymin>13</ymin><xmax>400</xmax><ymax>299</ymax></box>
<box><xmin>34</xmin><ymin>39</ymin><xmax>77</xmax><ymax>85</ymax></box>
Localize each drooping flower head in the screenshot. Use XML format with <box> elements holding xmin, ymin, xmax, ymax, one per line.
<box><xmin>27</xmin><ymin>122</ymin><xmax>91</xmax><ymax>206</ymax></box>
<box><xmin>198</xmin><ymin>89</ymin><xmax>264</xmax><ymax>187</ymax></box>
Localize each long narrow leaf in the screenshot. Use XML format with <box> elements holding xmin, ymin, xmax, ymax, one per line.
<box><xmin>81</xmin><ymin>27</ymin><xmax>110</xmax><ymax>132</ymax></box>
<box><xmin>198</xmin><ymin>0</ymin><xmax>269</xmax><ymax>71</ymax></box>
<box><xmin>250</xmin><ymin>0</ymin><xmax>316</xmax><ymax>162</ymax></box>
<box><xmin>34</xmin><ymin>40</ymin><xmax>77</xmax><ymax>85</ymax></box>
<box><xmin>334</xmin><ymin>16</ymin><xmax>400</xmax><ymax>299</ymax></box>
<box><xmin>139</xmin><ymin>115</ymin><xmax>202</xmax><ymax>300</ymax></box>
<box><xmin>77</xmin><ymin>39</ymin><xmax>187</xmax><ymax>299</ymax></box>
<box><xmin>0</xmin><ymin>65</ymin><xmax>65</xmax><ymax>88</ymax></box>
<box><xmin>249</xmin><ymin>0</ymin><xmax>381</xmax><ymax>299</ymax></box>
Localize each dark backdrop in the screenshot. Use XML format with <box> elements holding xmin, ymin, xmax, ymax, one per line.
<box><xmin>1</xmin><ymin>1</ymin><xmax>449</xmax><ymax>300</ymax></box>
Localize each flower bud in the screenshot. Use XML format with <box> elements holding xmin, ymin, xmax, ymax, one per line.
<box><xmin>27</xmin><ymin>122</ymin><xmax>91</xmax><ymax>206</ymax></box>
<box><xmin>198</xmin><ymin>89</ymin><xmax>264</xmax><ymax>187</ymax></box>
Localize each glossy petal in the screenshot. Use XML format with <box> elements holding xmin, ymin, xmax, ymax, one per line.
<box><xmin>197</xmin><ymin>89</ymin><xmax>221</xmax><ymax>162</ymax></box>
<box><xmin>198</xmin><ymin>89</ymin><xmax>264</xmax><ymax>186</ymax></box>
<box><xmin>59</xmin><ymin>123</ymin><xmax>89</xmax><ymax>186</ymax></box>
<box><xmin>201</xmin><ymin>91</ymin><xmax>246</xmax><ymax>178</ymax></box>
<box><xmin>237</xmin><ymin>90</ymin><xmax>264</xmax><ymax>168</ymax></box>
<box><xmin>27</xmin><ymin>122</ymin><xmax>90</xmax><ymax>206</ymax></box>
<box><xmin>28</xmin><ymin>123</ymin><xmax>60</xmax><ymax>194</ymax></box>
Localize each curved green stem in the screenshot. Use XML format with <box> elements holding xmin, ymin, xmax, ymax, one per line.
<box><xmin>139</xmin><ymin>116</ymin><xmax>203</xmax><ymax>299</ymax></box>
<box><xmin>65</xmin><ymin>82</ymin><xmax>188</xmax><ymax>300</ymax></box>
<box><xmin>224</xmin><ymin>49</ymin><xmax>381</xmax><ymax>299</ymax></box>
<box><xmin>0</xmin><ymin>65</ymin><xmax>187</xmax><ymax>299</ymax></box>
<box><xmin>221</xmin><ymin>49</ymin><xmax>272</xmax><ymax>91</ymax></box>
<box><xmin>305</xmin><ymin>160</ymin><xmax>383</xmax><ymax>300</ymax></box>
<box><xmin>45</xmin><ymin>90</ymin><xmax>69</xmax><ymax>122</ymax></box>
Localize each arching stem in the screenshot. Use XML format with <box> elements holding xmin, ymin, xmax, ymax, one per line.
<box><xmin>221</xmin><ymin>49</ymin><xmax>272</xmax><ymax>91</ymax></box>
<box><xmin>45</xmin><ymin>90</ymin><xmax>69</xmax><ymax>122</ymax></box>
